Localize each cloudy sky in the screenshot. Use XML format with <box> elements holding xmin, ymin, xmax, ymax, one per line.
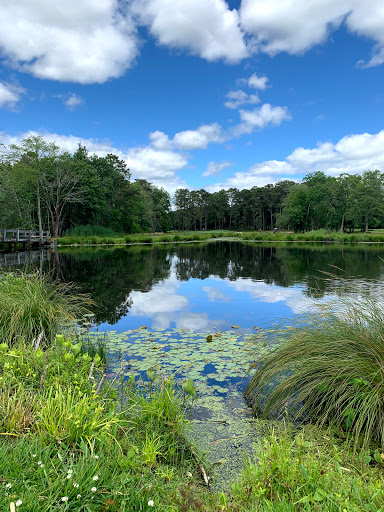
<box><xmin>1</xmin><ymin>0</ymin><xmax>384</xmax><ymax>194</ymax></box>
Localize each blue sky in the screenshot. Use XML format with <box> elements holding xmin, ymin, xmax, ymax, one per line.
<box><xmin>1</xmin><ymin>0</ymin><xmax>384</xmax><ymax>194</ymax></box>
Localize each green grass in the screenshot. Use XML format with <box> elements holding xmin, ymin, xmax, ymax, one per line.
<box><xmin>230</xmin><ymin>422</ymin><xmax>384</xmax><ymax>512</ymax></box>
<box><xmin>2</xmin><ymin>336</ymin><xmax>383</xmax><ymax>511</ymax></box>
<box><xmin>246</xmin><ymin>278</ymin><xmax>384</xmax><ymax>452</ymax></box>
<box><xmin>0</xmin><ymin>270</ymin><xmax>92</xmax><ymax>346</ymax></box>
<box><xmin>0</xmin><ymin>337</ymin><xmax>204</xmax><ymax>511</ymax></box>
<box><xmin>63</xmin><ymin>225</ymin><xmax>119</xmax><ymax>238</ymax></box>
<box><xmin>2</xmin><ymin>271</ymin><xmax>384</xmax><ymax>510</ymax></box>
<box><xmin>57</xmin><ymin>228</ymin><xmax>384</xmax><ymax>247</ymax></box>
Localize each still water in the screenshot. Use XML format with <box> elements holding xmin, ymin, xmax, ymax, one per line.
<box><xmin>4</xmin><ymin>241</ymin><xmax>384</xmax><ymax>486</ymax></box>
<box><xmin>5</xmin><ymin>241</ymin><xmax>384</xmax><ymax>332</ymax></box>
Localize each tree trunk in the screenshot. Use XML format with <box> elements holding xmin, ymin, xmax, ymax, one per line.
<box><xmin>37</xmin><ymin>182</ymin><xmax>43</xmax><ymax>242</ymax></box>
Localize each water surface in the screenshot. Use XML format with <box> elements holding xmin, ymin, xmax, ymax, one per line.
<box><xmin>4</xmin><ymin>241</ymin><xmax>384</xmax><ymax>486</ymax></box>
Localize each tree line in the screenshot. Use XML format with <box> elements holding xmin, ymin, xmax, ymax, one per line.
<box><xmin>1</xmin><ymin>136</ymin><xmax>383</xmax><ymax>235</ymax></box>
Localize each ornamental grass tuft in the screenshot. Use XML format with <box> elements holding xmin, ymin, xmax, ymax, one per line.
<box><xmin>246</xmin><ymin>278</ymin><xmax>384</xmax><ymax>451</ymax></box>
<box><xmin>0</xmin><ymin>270</ymin><xmax>92</xmax><ymax>346</ymax></box>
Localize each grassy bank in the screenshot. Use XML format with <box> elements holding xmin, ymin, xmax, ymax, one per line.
<box><xmin>57</xmin><ymin>228</ymin><xmax>384</xmax><ymax>247</ymax></box>
<box><xmin>2</xmin><ymin>338</ymin><xmax>383</xmax><ymax>511</ymax></box>
<box><xmin>0</xmin><ymin>336</ymin><xmax>206</xmax><ymax>511</ymax></box>
<box><xmin>2</xmin><ymin>271</ymin><xmax>384</xmax><ymax>511</ymax></box>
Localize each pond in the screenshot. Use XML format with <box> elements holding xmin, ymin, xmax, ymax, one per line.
<box><xmin>4</xmin><ymin>240</ymin><xmax>384</xmax><ymax>487</ymax></box>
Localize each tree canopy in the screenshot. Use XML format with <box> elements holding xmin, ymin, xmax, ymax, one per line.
<box><xmin>1</xmin><ymin>137</ymin><xmax>383</xmax><ymax>234</ymax></box>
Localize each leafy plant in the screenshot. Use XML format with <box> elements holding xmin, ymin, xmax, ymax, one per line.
<box><xmin>35</xmin><ymin>386</ymin><xmax>123</xmax><ymax>448</ymax></box>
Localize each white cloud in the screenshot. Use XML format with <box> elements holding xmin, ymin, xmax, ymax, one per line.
<box><xmin>0</xmin><ymin>0</ymin><xmax>138</xmax><ymax>83</ymax></box>
<box><xmin>207</xmin><ymin>129</ymin><xmax>384</xmax><ymax>191</ymax></box>
<box><xmin>0</xmin><ymin>0</ymin><xmax>384</xmax><ymax>89</ymax></box>
<box><xmin>248</xmin><ymin>73</ymin><xmax>269</xmax><ymax>90</ymax></box>
<box><xmin>125</xmin><ymin>146</ymin><xmax>189</xmax><ymax>192</ymax></box>
<box><xmin>149</xmin><ymin>131</ymin><xmax>172</xmax><ymax>151</ymax></box>
<box><xmin>0</xmin><ymin>82</ymin><xmax>25</xmax><ymax>108</ymax></box>
<box><xmin>203</xmin><ymin>161</ymin><xmax>233</xmax><ymax>177</ymax></box>
<box><xmin>239</xmin><ymin>0</ymin><xmax>384</xmax><ymax>68</ymax></box>
<box><xmin>347</xmin><ymin>0</ymin><xmax>384</xmax><ymax>67</ymax></box>
<box><xmin>224</xmin><ymin>89</ymin><xmax>260</xmax><ymax>109</ymax></box>
<box><xmin>173</xmin><ymin>123</ymin><xmax>226</xmax><ymax>150</ymax></box>
<box><xmin>233</xmin><ymin>103</ymin><xmax>291</xmax><ymax>136</ymax></box>
<box><xmin>132</xmin><ymin>0</ymin><xmax>247</xmax><ymax>63</ymax></box>
<box><xmin>64</xmin><ymin>93</ymin><xmax>84</xmax><ymax>110</ymax></box>
<box><xmin>173</xmin><ymin>130</ymin><xmax>209</xmax><ymax>151</ymax></box>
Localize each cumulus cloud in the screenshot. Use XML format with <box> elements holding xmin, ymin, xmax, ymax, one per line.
<box><xmin>64</xmin><ymin>93</ymin><xmax>84</xmax><ymax>110</ymax></box>
<box><xmin>148</xmin><ymin>130</ymin><xmax>172</xmax><ymax>151</ymax></box>
<box><xmin>239</xmin><ymin>0</ymin><xmax>384</xmax><ymax>67</ymax></box>
<box><xmin>233</xmin><ymin>103</ymin><xmax>291</xmax><ymax>136</ymax></box>
<box><xmin>207</xmin><ymin>129</ymin><xmax>384</xmax><ymax>191</ymax></box>
<box><xmin>148</xmin><ymin>123</ymin><xmax>227</xmax><ymax>152</ymax></box>
<box><xmin>1</xmin><ymin>0</ymin><xmax>383</xmax><ymax>90</ymax></box>
<box><xmin>203</xmin><ymin>160</ymin><xmax>233</xmax><ymax>177</ymax></box>
<box><xmin>0</xmin><ymin>82</ymin><xmax>25</xmax><ymax>108</ymax></box>
<box><xmin>0</xmin><ymin>0</ymin><xmax>138</xmax><ymax>83</ymax></box>
<box><xmin>248</xmin><ymin>73</ymin><xmax>269</xmax><ymax>90</ymax></box>
<box><xmin>224</xmin><ymin>89</ymin><xmax>260</xmax><ymax>109</ymax></box>
<box><xmin>132</xmin><ymin>0</ymin><xmax>247</xmax><ymax>63</ymax></box>
<box><xmin>173</xmin><ymin>123</ymin><xmax>227</xmax><ymax>150</ymax></box>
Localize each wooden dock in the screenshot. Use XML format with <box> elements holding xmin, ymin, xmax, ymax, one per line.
<box><xmin>0</xmin><ymin>229</ymin><xmax>51</xmax><ymax>251</ymax></box>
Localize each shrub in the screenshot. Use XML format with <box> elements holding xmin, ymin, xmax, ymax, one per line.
<box><xmin>246</xmin><ymin>280</ymin><xmax>384</xmax><ymax>450</ymax></box>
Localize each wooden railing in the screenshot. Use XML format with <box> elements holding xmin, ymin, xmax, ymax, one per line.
<box><xmin>0</xmin><ymin>230</ymin><xmax>51</xmax><ymax>243</ymax></box>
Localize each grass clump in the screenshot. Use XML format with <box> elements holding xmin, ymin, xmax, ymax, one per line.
<box><xmin>231</xmin><ymin>422</ymin><xmax>384</xmax><ymax>511</ymax></box>
<box><xmin>0</xmin><ymin>270</ymin><xmax>92</xmax><ymax>346</ymax></box>
<box><xmin>246</xmin><ymin>280</ymin><xmax>384</xmax><ymax>451</ymax></box>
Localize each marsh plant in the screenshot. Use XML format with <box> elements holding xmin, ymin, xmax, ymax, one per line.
<box><xmin>0</xmin><ymin>270</ymin><xmax>92</xmax><ymax>346</ymax></box>
<box><xmin>246</xmin><ymin>279</ymin><xmax>384</xmax><ymax>451</ymax></box>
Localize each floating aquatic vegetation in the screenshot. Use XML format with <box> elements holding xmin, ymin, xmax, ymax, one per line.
<box><xmin>88</xmin><ymin>328</ymin><xmax>255</xmax><ymax>400</ymax></box>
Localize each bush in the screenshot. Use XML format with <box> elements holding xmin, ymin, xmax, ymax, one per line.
<box><xmin>246</xmin><ymin>280</ymin><xmax>384</xmax><ymax>450</ymax></box>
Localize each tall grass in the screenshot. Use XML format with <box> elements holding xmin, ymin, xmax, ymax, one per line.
<box><xmin>0</xmin><ymin>270</ymin><xmax>92</xmax><ymax>345</ymax></box>
<box><xmin>246</xmin><ymin>280</ymin><xmax>384</xmax><ymax>450</ymax></box>
<box><xmin>63</xmin><ymin>224</ymin><xmax>118</xmax><ymax>237</ymax></box>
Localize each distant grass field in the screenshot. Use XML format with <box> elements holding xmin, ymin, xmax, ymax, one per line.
<box><xmin>57</xmin><ymin>228</ymin><xmax>384</xmax><ymax>247</ymax></box>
